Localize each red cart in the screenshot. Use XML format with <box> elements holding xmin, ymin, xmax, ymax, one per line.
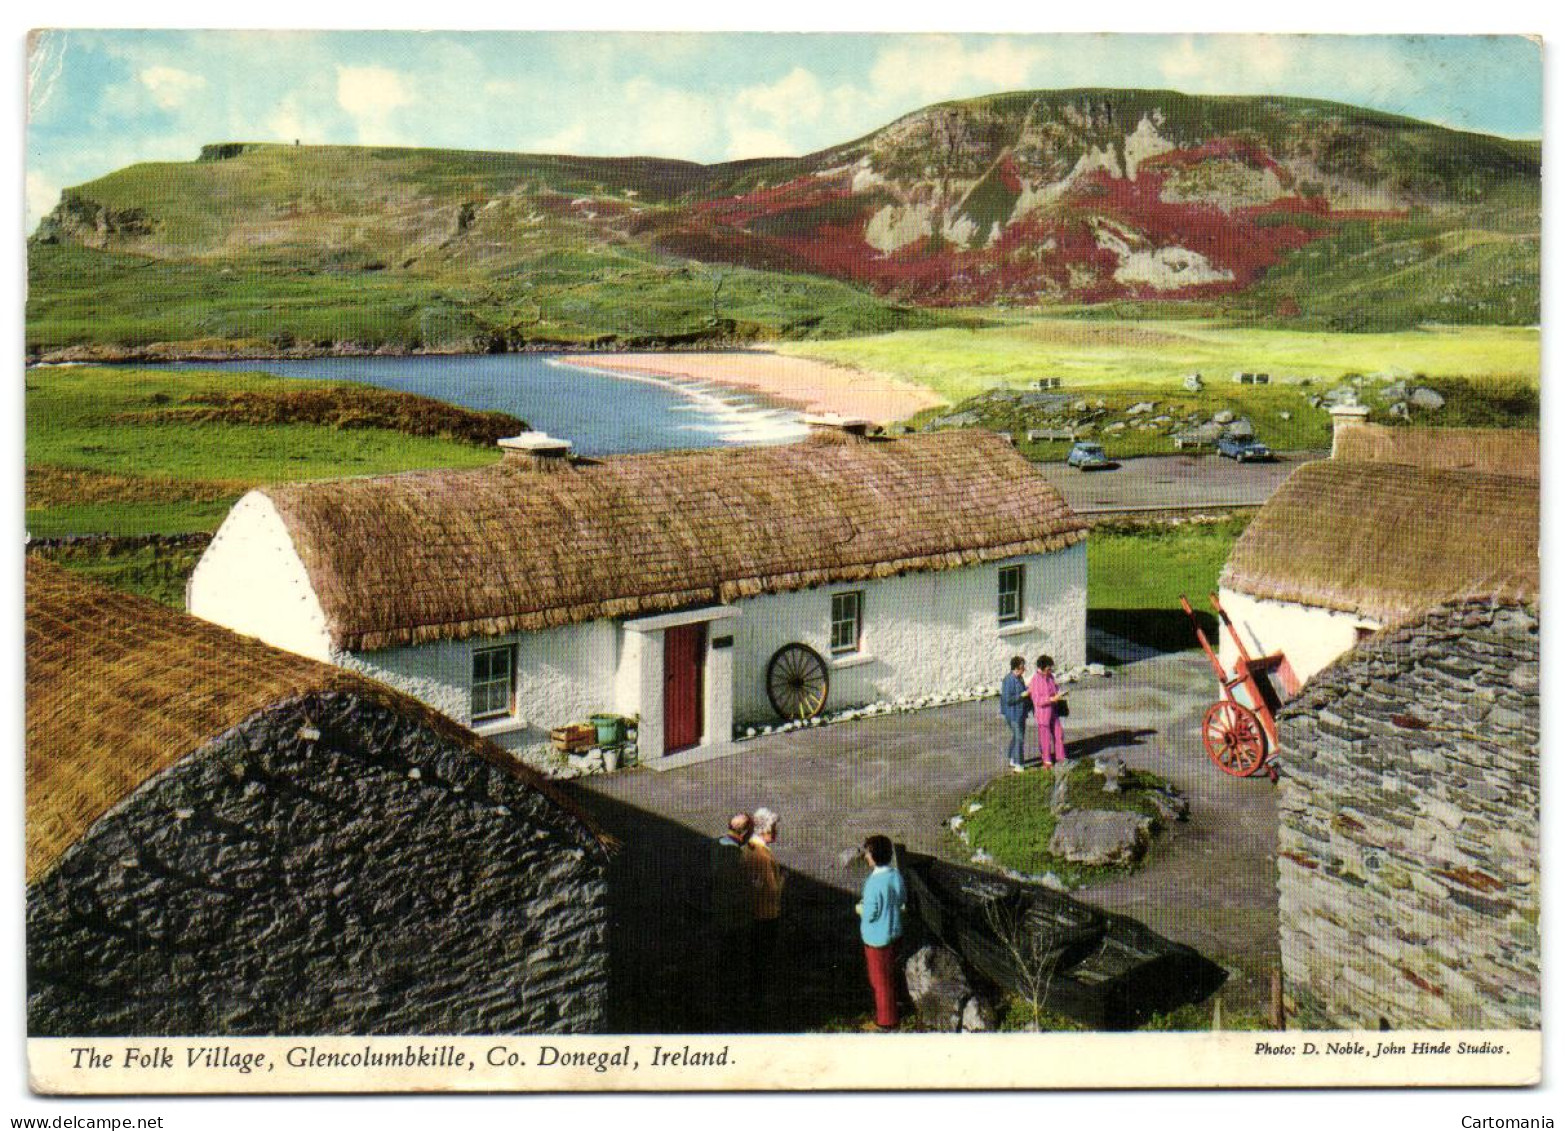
<box><xmin>1179</xmin><ymin>591</ymin><xmax>1299</xmax><ymax>782</ymax></box>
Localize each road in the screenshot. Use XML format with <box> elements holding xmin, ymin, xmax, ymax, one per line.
<box><xmin>1036</xmin><ymin>451</ymin><xmax>1322</xmax><ymax>514</ymax></box>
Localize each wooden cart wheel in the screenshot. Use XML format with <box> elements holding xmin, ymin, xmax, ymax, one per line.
<box><xmin>766</xmin><ymin>643</ymin><xmax>829</xmax><ymax>720</ymax></box>
<box><xmin>1202</xmin><ymin>700</ymin><xmax>1268</xmax><ymax>778</ymax></box>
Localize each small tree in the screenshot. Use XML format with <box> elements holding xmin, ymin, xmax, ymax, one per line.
<box><xmin>983</xmin><ymin>896</ymin><xmax>1101</xmax><ymax>1030</ymax></box>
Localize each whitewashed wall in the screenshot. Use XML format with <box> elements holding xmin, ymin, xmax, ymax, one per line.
<box><xmin>1216</xmin><ymin>587</ymin><xmax>1380</xmax><ymax>688</ymax></box>
<box><xmin>339</xmin><ymin>621</ymin><xmax>617</xmax><ymax>751</ymax></box>
<box><xmin>730</xmin><ymin>545</ymin><xmax>1086</xmax><ymax>723</ymax></box>
<box><xmin>187</xmin><ymin>491</ymin><xmax>333</xmax><ymax>660</ymax></box>
<box><xmin>193</xmin><ymin>519</ymin><xmax>1086</xmax><ymax>752</ymax></box>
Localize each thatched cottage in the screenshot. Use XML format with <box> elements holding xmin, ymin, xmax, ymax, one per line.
<box><xmin>27</xmin><ymin>560</ymin><xmax>609</xmax><ymax>1036</ymax></box>
<box><xmin>1276</xmin><ymin>599</ymin><xmax>1539</xmax><ymax>1029</ymax></box>
<box><xmin>188</xmin><ymin>426</ymin><xmax>1088</xmax><ymax>762</ymax></box>
<box><xmin>1216</xmin><ymin>410</ymin><xmax>1538</xmax><ymax>686</ymax></box>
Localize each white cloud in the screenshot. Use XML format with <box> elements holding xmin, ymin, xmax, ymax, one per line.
<box><xmin>27</xmin><ymin>30</ymin><xmax>67</xmax><ymax>121</ymax></box>
<box><xmin>336</xmin><ymin>64</ymin><xmax>414</xmax><ymax>143</ymax></box>
<box><xmin>1157</xmin><ymin>37</ymin><xmax>1207</xmax><ymax>83</ymax></box>
<box><xmin>725</xmin><ymin>128</ymin><xmax>799</xmax><ymax>161</ymax></box>
<box><xmin>867</xmin><ymin>35</ymin><xmax>1051</xmax><ymax>107</ymax></box>
<box><xmin>734</xmin><ymin>66</ymin><xmax>826</xmax><ymax>125</ymax></box>
<box><xmin>532</xmin><ymin>123</ymin><xmax>588</xmax><ymax>154</ymax></box>
<box><xmin>138</xmin><ymin>65</ymin><xmax>208</xmax><ymax>110</ymax></box>
<box><xmin>26</xmin><ymin>170</ymin><xmax>60</xmax><ymax>231</ymax></box>
<box><xmin>1153</xmin><ymin>34</ymin><xmax>1419</xmax><ymax>106</ymax></box>
<box><xmin>614</xmin><ymin>78</ymin><xmax>721</xmax><ymax>157</ymax></box>
<box><xmin>265</xmin><ymin>94</ymin><xmax>328</xmax><ymax>146</ymax></box>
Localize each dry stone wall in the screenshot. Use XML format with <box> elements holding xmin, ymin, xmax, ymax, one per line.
<box><xmin>1276</xmin><ymin>601</ymin><xmax>1539</xmax><ymax>1030</ymax></box>
<box><xmin>28</xmin><ymin>691</ymin><xmax>609</xmax><ymax>1036</ymax></box>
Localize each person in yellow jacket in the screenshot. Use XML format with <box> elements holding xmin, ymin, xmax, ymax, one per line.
<box><xmin>744</xmin><ymin>807</ymin><xmax>785</xmax><ymax>1023</ymax></box>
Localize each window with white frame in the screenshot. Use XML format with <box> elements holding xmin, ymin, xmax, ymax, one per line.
<box><xmin>471</xmin><ymin>644</ymin><xmax>515</xmax><ymax>721</ymax></box>
<box><xmin>998</xmin><ymin>564</ymin><xmax>1025</xmax><ymax>624</ymax></box>
<box><xmin>830</xmin><ymin>591</ymin><xmax>863</xmax><ymax>655</ymax></box>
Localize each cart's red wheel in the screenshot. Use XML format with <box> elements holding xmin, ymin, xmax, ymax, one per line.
<box><xmin>1202</xmin><ymin>700</ymin><xmax>1268</xmax><ymax>777</ymax></box>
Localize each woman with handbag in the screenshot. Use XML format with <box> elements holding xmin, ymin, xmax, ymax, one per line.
<box><xmin>1028</xmin><ymin>654</ymin><xmax>1069</xmax><ymax>768</ymax></box>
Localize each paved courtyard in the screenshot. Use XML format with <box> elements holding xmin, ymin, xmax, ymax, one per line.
<box><xmin>576</xmin><ymin>636</ymin><xmax>1280</xmax><ymax>1031</ymax></box>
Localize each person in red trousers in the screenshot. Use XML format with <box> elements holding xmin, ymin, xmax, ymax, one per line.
<box><xmin>855</xmin><ymin>834</ymin><xmax>906</xmax><ymax>1031</ymax></box>
<box><xmin>1028</xmin><ymin>653</ymin><xmax>1069</xmax><ymax>767</ymax></box>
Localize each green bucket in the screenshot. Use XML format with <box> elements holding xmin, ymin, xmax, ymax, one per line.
<box><xmin>590</xmin><ymin>714</ymin><xmax>623</xmax><ymax>745</ymax></box>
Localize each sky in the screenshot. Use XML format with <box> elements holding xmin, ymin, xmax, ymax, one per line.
<box><xmin>24</xmin><ymin>30</ymin><xmax>1543</xmax><ymax>230</ymax></box>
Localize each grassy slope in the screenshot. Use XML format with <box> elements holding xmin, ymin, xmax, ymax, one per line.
<box><xmin>30</xmin><ymin>541</ymin><xmax>206</xmax><ymax>607</ymax></box>
<box><xmin>1088</xmin><ymin>517</ymin><xmax>1251</xmax><ymax>654</ymax></box>
<box><xmin>26</xmin><ymin>366</ymin><xmax>505</xmax><ymax>535</ymax></box>
<box><xmin>27</xmin><ymin>242</ymin><xmax>955</xmax><ymax>353</ymax></box>
<box><xmin>28</xmin><ymin>140</ymin><xmax>960</xmax><ymax>353</ymax></box>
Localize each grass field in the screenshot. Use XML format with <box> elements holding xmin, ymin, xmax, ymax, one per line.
<box><xmin>1088</xmin><ymin>517</ymin><xmax>1252</xmax><ymax>654</ymax></box>
<box><xmin>778</xmin><ymin>318</ymin><xmax>1539</xmax><ymax>406</ymax></box>
<box><xmin>26</xmin><ymin>365</ymin><xmax>508</xmax><ymax>536</ymax></box>
<box><xmin>29</xmin><ymin>540</ymin><xmax>208</xmax><ymax>607</ymax></box>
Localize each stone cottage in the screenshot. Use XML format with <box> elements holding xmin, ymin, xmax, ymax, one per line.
<box><xmin>1217</xmin><ymin>411</ymin><xmax>1538</xmax><ymax>685</ymax></box>
<box><xmin>27</xmin><ymin>559</ymin><xmax>609</xmax><ymax>1036</ymax></box>
<box><xmin>1275</xmin><ymin>599</ymin><xmax>1539</xmax><ymax>1029</ymax></box>
<box><xmin>188</xmin><ymin>425</ymin><xmax>1088</xmax><ymax>763</ymax></box>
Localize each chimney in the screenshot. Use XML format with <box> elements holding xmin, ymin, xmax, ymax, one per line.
<box><xmin>800</xmin><ymin>413</ymin><xmax>877</xmax><ymax>440</ymax></box>
<box><xmin>1328</xmin><ymin>402</ymin><xmax>1370</xmax><ymax>459</ymax></box>
<box><xmin>498</xmin><ymin>431</ymin><xmax>574</xmax><ymax>469</ymax></box>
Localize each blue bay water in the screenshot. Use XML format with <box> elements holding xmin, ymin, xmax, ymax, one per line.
<box><xmin>118</xmin><ymin>354</ymin><xmax>810</xmax><ymax>456</ymax></box>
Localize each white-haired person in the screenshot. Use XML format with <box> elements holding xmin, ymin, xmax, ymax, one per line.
<box><xmin>743</xmin><ymin>807</ymin><xmax>785</xmax><ymax>1024</ymax></box>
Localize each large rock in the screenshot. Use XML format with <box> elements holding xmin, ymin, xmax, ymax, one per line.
<box><xmin>1173</xmin><ymin>421</ymin><xmax>1223</xmax><ymax>447</ymax></box>
<box><xmin>1410</xmin><ymin>386</ymin><xmax>1446</xmax><ymax>410</ymax></box>
<box><xmin>961</xmin><ymin>995</ymin><xmax>998</xmax><ymax>1032</ymax></box>
<box><xmin>1149</xmin><ymin>789</ymin><xmax>1191</xmax><ymax>824</ymax></box>
<box><xmin>1049</xmin><ymin>810</ymin><xmax>1153</xmax><ymax>867</ymax></box>
<box><xmin>904</xmin><ymin>944</ymin><xmax>974</xmax><ymax>1032</ymax></box>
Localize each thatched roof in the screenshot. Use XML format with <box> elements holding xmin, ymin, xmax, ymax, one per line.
<box><xmin>25</xmin><ymin>559</ymin><xmax>598</xmax><ymax>884</ymax></box>
<box><xmin>1221</xmin><ymin>460</ymin><xmax>1538</xmax><ymax>624</ymax></box>
<box><xmin>262</xmin><ymin>429</ymin><xmax>1087</xmax><ymax>652</ymax></box>
<box><xmin>1333</xmin><ymin>422</ymin><xmax>1538</xmax><ymax>480</ymax></box>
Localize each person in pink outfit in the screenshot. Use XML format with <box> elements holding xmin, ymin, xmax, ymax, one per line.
<box><xmin>1028</xmin><ymin>654</ymin><xmax>1069</xmax><ymax>766</ymax></box>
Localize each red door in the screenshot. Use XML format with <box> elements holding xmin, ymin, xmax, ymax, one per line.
<box><xmin>663</xmin><ymin>623</ymin><xmax>706</xmax><ymax>755</ymax></box>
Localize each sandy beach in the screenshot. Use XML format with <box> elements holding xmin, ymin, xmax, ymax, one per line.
<box><xmin>560</xmin><ymin>350</ymin><xmax>946</xmax><ymax>425</ymax></box>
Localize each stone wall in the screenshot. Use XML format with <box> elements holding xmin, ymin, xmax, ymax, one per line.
<box><xmin>1276</xmin><ymin>601</ymin><xmax>1539</xmax><ymax>1030</ymax></box>
<box><xmin>28</xmin><ymin>691</ymin><xmax>609</xmax><ymax>1036</ymax></box>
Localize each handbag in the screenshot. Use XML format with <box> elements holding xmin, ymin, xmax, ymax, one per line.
<box><xmin>1055</xmin><ymin>696</ymin><xmax>1070</xmax><ymax>718</ymax></box>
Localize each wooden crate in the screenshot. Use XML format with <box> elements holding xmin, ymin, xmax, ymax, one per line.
<box><xmin>551</xmin><ymin>724</ymin><xmax>597</xmax><ymax>753</ymax></box>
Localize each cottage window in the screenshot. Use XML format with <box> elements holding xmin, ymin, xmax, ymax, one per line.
<box><xmin>471</xmin><ymin>644</ymin><xmax>515</xmax><ymax>721</ymax></box>
<box><xmin>830</xmin><ymin>591</ymin><xmax>863</xmax><ymax>655</ymax></box>
<box><xmin>998</xmin><ymin>564</ymin><xmax>1024</xmax><ymax>624</ymax></box>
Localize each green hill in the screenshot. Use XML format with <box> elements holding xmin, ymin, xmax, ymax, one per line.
<box><xmin>29</xmin><ymin>89</ymin><xmax>1539</xmax><ymax>356</ymax></box>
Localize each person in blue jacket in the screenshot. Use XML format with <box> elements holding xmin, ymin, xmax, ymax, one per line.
<box><xmin>855</xmin><ymin>834</ymin><xmax>906</xmax><ymax>1031</ymax></box>
<box><xmin>999</xmin><ymin>655</ymin><xmax>1033</xmax><ymax>772</ymax></box>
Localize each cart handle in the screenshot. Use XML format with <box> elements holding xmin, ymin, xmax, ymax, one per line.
<box><xmin>1208</xmin><ymin>591</ymin><xmax>1259</xmax><ymax>671</ymax></box>
<box><xmin>1180</xmin><ymin>594</ymin><xmax>1228</xmax><ymax>682</ymax></box>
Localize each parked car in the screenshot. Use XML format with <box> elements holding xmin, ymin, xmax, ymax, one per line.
<box><xmin>1217</xmin><ymin>435</ymin><xmax>1274</xmax><ymax>462</ymax></box>
<box><xmin>1066</xmin><ymin>442</ymin><xmax>1117</xmax><ymax>471</ymax></box>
